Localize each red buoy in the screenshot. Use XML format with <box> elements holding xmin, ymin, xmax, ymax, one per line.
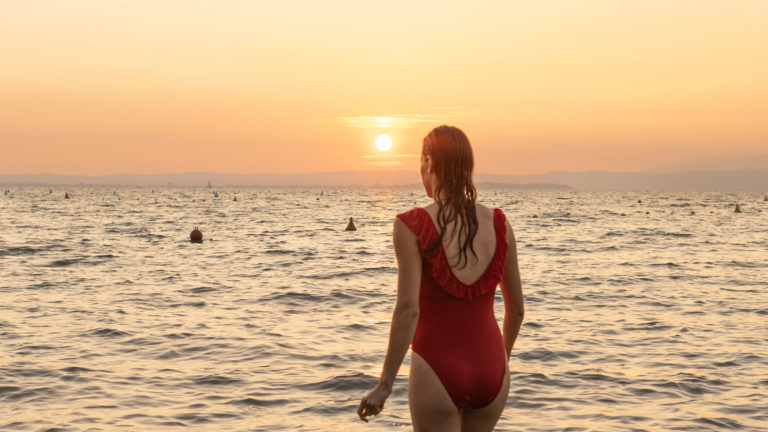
<box><xmin>190</xmin><ymin>227</ymin><xmax>203</xmax><ymax>243</ymax></box>
<box><xmin>345</xmin><ymin>217</ymin><xmax>356</xmax><ymax>231</ymax></box>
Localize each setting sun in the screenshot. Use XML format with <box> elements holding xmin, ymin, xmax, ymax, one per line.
<box><xmin>375</xmin><ymin>134</ymin><xmax>393</xmax><ymax>152</ymax></box>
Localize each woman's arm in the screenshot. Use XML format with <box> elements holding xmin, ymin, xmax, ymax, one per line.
<box><xmin>357</xmin><ymin>218</ymin><xmax>422</xmax><ymax>422</ymax></box>
<box><xmin>500</xmin><ymin>220</ymin><xmax>525</xmax><ymax>359</ymax></box>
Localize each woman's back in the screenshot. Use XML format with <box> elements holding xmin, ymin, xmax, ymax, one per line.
<box><xmin>423</xmin><ymin>202</ymin><xmax>498</xmax><ymax>286</ymax></box>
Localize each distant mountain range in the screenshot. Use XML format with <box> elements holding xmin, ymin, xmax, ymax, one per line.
<box><xmin>2</xmin><ymin>168</ymin><xmax>768</xmax><ymax>190</ymax></box>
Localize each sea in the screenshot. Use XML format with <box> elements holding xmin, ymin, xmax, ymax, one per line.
<box><xmin>1</xmin><ymin>186</ymin><xmax>766</xmax><ymax>431</ymax></box>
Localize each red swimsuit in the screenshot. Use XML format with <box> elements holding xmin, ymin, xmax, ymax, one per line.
<box><xmin>396</xmin><ymin>207</ymin><xmax>508</xmax><ymax>410</ymax></box>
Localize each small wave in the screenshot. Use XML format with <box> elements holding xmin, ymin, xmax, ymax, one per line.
<box><xmin>193</xmin><ymin>375</ymin><xmax>243</xmax><ymax>386</ymax></box>
<box><xmin>182</xmin><ymin>286</ymin><xmax>218</xmax><ymax>294</ymax></box>
<box><xmin>47</xmin><ymin>258</ymin><xmax>85</xmax><ymax>267</ymax></box>
<box><xmin>0</xmin><ymin>245</ymin><xmax>68</xmax><ymax>257</ymax></box>
<box><xmin>88</xmin><ymin>328</ymin><xmax>130</xmax><ymax>337</ymax></box>
<box><xmin>229</xmin><ymin>397</ymin><xmax>290</xmax><ymax>407</ymax></box>
<box><xmin>169</xmin><ymin>301</ymin><xmax>207</xmax><ymax>308</ymax></box>
<box><xmin>299</xmin><ymin>372</ymin><xmax>378</xmax><ymax>392</ymax></box>
<box><xmin>516</xmin><ymin>348</ymin><xmax>582</xmax><ymax>362</ymax></box>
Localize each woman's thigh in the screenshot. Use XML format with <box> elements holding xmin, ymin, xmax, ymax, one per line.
<box><xmin>461</xmin><ymin>365</ymin><xmax>510</xmax><ymax>432</ymax></box>
<box><xmin>408</xmin><ymin>351</ymin><xmax>461</xmax><ymax>432</ymax></box>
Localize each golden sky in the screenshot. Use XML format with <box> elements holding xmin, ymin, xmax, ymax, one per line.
<box><xmin>2</xmin><ymin>1</ymin><xmax>767</xmax><ymax>175</ymax></box>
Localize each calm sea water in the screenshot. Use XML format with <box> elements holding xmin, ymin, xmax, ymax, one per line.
<box><xmin>1</xmin><ymin>186</ymin><xmax>767</xmax><ymax>431</ymax></box>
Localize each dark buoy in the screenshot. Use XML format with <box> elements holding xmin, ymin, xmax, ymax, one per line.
<box><xmin>638</xmin><ymin>200</ymin><xmax>642</xmax><ymax>203</ymax></box>
<box><xmin>190</xmin><ymin>227</ymin><xmax>203</xmax><ymax>243</ymax></box>
<box><xmin>64</xmin><ymin>192</ymin><xmax>71</xmax><ymax>199</ymax></box>
<box><xmin>233</xmin><ymin>196</ymin><xmax>238</xmax><ymax>202</ymax></box>
<box><xmin>345</xmin><ymin>217</ymin><xmax>357</xmax><ymax>231</ymax></box>
<box><xmin>734</xmin><ymin>204</ymin><xmax>742</xmax><ymax>213</ymax></box>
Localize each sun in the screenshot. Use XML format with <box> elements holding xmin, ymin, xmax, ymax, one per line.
<box><xmin>375</xmin><ymin>134</ymin><xmax>392</xmax><ymax>152</ymax></box>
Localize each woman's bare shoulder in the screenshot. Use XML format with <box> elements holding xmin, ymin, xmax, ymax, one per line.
<box><xmin>475</xmin><ymin>202</ymin><xmax>495</xmax><ymax>219</ymax></box>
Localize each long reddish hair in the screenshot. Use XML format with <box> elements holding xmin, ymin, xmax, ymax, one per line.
<box><xmin>422</xmin><ymin>125</ymin><xmax>478</xmax><ymax>269</ymax></box>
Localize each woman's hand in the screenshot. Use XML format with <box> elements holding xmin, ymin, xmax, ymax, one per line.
<box><xmin>357</xmin><ymin>382</ymin><xmax>392</xmax><ymax>423</ymax></box>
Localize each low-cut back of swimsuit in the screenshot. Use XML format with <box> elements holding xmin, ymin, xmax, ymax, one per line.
<box><xmin>396</xmin><ymin>207</ymin><xmax>508</xmax><ymax>410</ymax></box>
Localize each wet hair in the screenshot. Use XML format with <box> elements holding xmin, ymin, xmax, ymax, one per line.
<box><xmin>422</xmin><ymin>125</ymin><xmax>478</xmax><ymax>269</ymax></box>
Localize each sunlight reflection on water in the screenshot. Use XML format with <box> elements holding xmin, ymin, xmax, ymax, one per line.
<box><xmin>1</xmin><ymin>186</ymin><xmax>767</xmax><ymax>431</ymax></box>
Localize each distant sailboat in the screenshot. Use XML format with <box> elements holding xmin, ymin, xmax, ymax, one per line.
<box><xmin>207</xmin><ymin>180</ymin><xmax>213</xmax><ymax>188</ymax></box>
<box><xmin>213</xmin><ymin>191</ymin><xmax>219</xmax><ymax>198</ymax></box>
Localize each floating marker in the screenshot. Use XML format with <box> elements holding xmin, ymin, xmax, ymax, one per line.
<box><xmin>638</xmin><ymin>200</ymin><xmax>642</xmax><ymax>203</ymax></box>
<box><xmin>734</xmin><ymin>204</ymin><xmax>742</xmax><ymax>213</ymax></box>
<box><xmin>233</xmin><ymin>196</ymin><xmax>238</xmax><ymax>202</ymax></box>
<box><xmin>345</xmin><ymin>217</ymin><xmax>357</xmax><ymax>231</ymax></box>
<box><xmin>646</xmin><ymin>211</ymin><xmax>650</xmax><ymax>214</ymax></box>
<box><xmin>532</xmin><ymin>215</ymin><xmax>538</xmax><ymax>218</ymax></box>
<box><xmin>621</xmin><ymin>213</ymin><xmax>626</xmax><ymax>216</ymax></box>
<box><xmin>64</xmin><ymin>192</ymin><xmax>71</xmax><ymax>199</ymax></box>
<box><xmin>690</xmin><ymin>210</ymin><xmax>695</xmax><ymax>215</ymax></box>
<box><xmin>565</xmin><ymin>212</ymin><xmax>571</xmax><ymax>216</ymax></box>
<box><xmin>190</xmin><ymin>227</ymin><xmax>203</xmax><ymax>243</ymax></box>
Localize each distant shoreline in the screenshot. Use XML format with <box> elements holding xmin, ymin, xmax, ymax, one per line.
<box><xmin>2</xmin><ymin>169</ymin><xmax>768</xmax><ymax>190</ymax></box>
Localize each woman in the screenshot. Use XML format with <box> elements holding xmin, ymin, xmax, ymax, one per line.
<box><xmin>357</xmin><ymin>126</ymin><xmax>525</xmax><ymax>431</ymax></box>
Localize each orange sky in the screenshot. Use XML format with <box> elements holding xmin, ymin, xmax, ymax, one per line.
<box><xmin>1</xmin><ymin>1</ymin><xmax>767</xmax><ymax>175</ymax></box>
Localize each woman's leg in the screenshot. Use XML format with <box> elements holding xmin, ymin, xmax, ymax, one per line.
<box><xmin>460</xmin><ymin>365</ymin><xmax>510</xmax><ymax>432</ymax></box>
<box><xmin>408</xmin><ymin>351</ymin><xmax>462</xmax><ymax>432</ymax></box>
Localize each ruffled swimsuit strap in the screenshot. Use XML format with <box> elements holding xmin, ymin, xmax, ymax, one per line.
<box><xmin>397</xmin><ymin>207</ymin><xmax>509</xmax><ymax>300</ymax></box>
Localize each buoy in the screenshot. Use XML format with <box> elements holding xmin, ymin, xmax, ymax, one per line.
<box><xmin>213</xmin><ymin>191</ymin><xmax>219</xmax><ymax>198</ymax></box>
<box><xmin>190</xmin><ymin>227</ymin><xmax>203</xmax><ymax>243</ymax></box>
<box><xmin>638</xmin><ymin>200</ymin><xmax>642</xmax><ymax>203</ymax></box>
<box><xmin>646</xmin><ymin>211</ymin><xmax>650</xmax><ymax>214</ymax></box>
<box><xmin>64</xmin><ymin>192</ymin><xmax>71</xmax><ymax>199</ymax></box>
<box><xmin>345</xmin><ymin>217</ymin><xmax>357</xmax><ymax>231</ymax></box>
<box><xmin>565</xmin><ymin>212</ymin><xmax>571</xmax><ymax>216</ymax></box>
<box><xmin>621</xmin><ymin>213</ymin><xmax>626</xmax><ymax>216</ymax></box>
<box><xmin>532</xmin><ymin>214</ymin><xmax>538</xmax><ymax>218</ymax></box>
<box><xmin>690</xmin><ymin>210</ymin><xmax>695</xmax><ymax>215</ymax></box>
<box><xmin>233</xmin><ymin>196</ymin><xmax>238</xmax><ymax>202</ymax></box>
<box><xmin>734</xmin><ymin>204</ymin><xmax>742</xmax><ymax>213</ymax></box>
